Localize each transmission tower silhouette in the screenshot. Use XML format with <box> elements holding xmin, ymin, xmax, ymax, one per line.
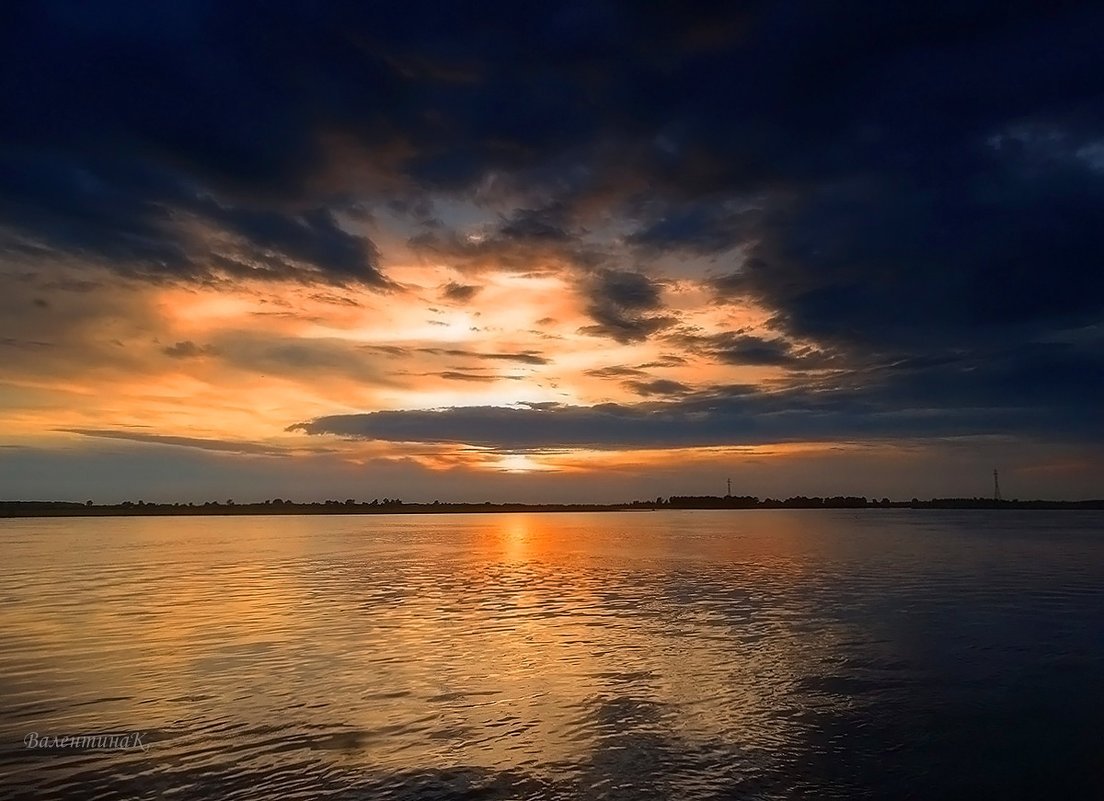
<box><xmin>993</xmin><ymin>469</ymin><xmax>1002</xmax><ymax>501</ymax></box>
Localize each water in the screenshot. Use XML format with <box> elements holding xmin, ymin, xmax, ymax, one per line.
<box><xmin>1</xmin><ymin>511</ymin><xmax>1102</xmax><ymax>800</ymax></box>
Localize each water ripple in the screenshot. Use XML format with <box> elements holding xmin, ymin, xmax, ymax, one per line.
<box><xmin>2</xmin><ymin>511</ymin><xmax>1103</xmax><ymax>799</ymax></box>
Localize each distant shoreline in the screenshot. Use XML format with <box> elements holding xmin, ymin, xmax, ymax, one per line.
<box><xmin>3</xmin><ymin>497</ymin><xmax>1103</xmax><ymax>518</ymax></box>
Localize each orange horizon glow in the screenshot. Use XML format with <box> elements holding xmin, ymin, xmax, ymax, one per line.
<box><xmin>1</xmin><ymin>257</ymin><xmax>803</xmax><ymax>473</ymax></box>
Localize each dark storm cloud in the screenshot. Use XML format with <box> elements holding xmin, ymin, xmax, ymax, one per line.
<box><xmin>433</xmin><ymin>371</ymin><xmax>495</xmax><ymax>383</ymax></box>
<box><xmin>497</xmin><ymin>206</ymin><xmax>575</xmax><ymax>243</ymax></box>
<box><xmin>627</xmin><ymin>202</ymin><xmax>760</xmax><ymax>255</ymax></box>
<box><xmin>293</xmin><ymin>341</ymin><xmax>1104</xmax><ymax>450</ymax></box>
<box><xmin>579</xmin><ymin>269</ymin><xmax>674</xmax><ymax>343</ymax></box>
<box><xmin>585</xmin><ymin>366</ymin><xmax>648</xmax><ymax>379</ymax></box>
<box><xmin>440</xmin><ymin>281</ymin><xmax>482</xmax><ymax>302</ymax></box>
<box><xmin>360</xmin><ymin>345</ymin><xmax>550</xmax><ymax>366</ymax></box>
<box><xmin>285</xmin><ymin>394</ymin><xmax>1006</xmax><ymax>451</ymax></box>
<box><xmin>407</xmin><ymin>203</ymin><xmax>605</xmax><ymax>276</ymax></box>
<box><xmin>636</xmin><ymin>355</ymin><xmax>688</xmax><ymax>368</ymax></box>
<box><xmin>718</xmin><ymin>161</ymin><xmax>1104</xmax><ymax>354</ymax></box>
<box><xmin>0</xmin><ymin>142</ymin><xmax>387</xmax><ymax>286</ymax></box>
<box><xmin>162</xmin><ymin>340</ymin><xmax>217</xmax><ymax>359</ymax></box>
<box><xmin>622</xmin><ymin>379</ymin><xmax>691</xmax><ymax>398</ymax></box>
<box><xmin>62</xmin><ymin>429</ymin><xmax>298</xmax><ymax>456</ymax></box>
<box><xmin>712</xmin><ymin>336</ymin><xmax>807</xmax><ymax>367</ymax></box>
<box><xmin>196</xmin><ymin>202</ymin><xmax>383</xmax><ymax>283</ymax></box>
<box><xmin>672</xmin><ymin>331</ymin><xmax>835</xmax><ymax>368</ymax></box>
<box><xmin>432</xmin><ymin>371</ymin><xmax>524</xmax><ymax>383</ymax></box>
<box><xmin>462</xmin><ymin>351</ymin><xmax>548</xmax><ymax>365</ymax></box>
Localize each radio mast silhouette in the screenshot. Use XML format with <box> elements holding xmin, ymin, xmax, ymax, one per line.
<box><xmin>993</xmin><ymin>469</ymin><xmax>1002</xmax><ymax>501</ymax></box>
<box><xmin>726</xmin><ymin>477</ymin><xmax>732</xmax><ymax>498</ymax></box>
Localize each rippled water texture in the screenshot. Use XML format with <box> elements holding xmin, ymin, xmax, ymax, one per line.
<box><xmin>2</xmin><ymin>511</ymin><xmax>1103</xmax><ymax>799</ymax></box>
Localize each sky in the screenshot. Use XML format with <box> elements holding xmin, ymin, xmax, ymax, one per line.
<box><xmin>1</xmin><ymin>1</ymin><xmax>1102</xmax><ymax>503</ymax></box>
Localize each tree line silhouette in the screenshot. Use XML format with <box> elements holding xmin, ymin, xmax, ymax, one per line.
<box><xmin>3</xmin><ymin>495</ymin><xmax>1103</xmax><ymax>517</ymax></box>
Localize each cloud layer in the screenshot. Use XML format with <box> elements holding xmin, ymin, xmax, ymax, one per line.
<box><xmin>2</xmin><ymin>2</ymin><xmax>1102</xmax><ymax>499</ymax></box>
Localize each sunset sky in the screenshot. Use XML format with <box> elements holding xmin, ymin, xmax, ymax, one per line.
<box><xmin>2</xmin><ymin>2</ymin><xmax>1102</xmax><ymax>502</ymax></box>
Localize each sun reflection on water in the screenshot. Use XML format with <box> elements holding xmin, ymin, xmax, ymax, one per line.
<box><xmin>5</xmin><ymin>512</ymin><xmax>1100</xmax><ymax>799</ymax></box>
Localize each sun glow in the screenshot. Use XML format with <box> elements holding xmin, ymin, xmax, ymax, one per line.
<box><xmin>495</xmin><ymin>453</ymin><xmax>555</xmax><ymax>473</ymax></box>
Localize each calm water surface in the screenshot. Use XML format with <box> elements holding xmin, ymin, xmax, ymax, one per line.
<box><xmin>1</xmin><ymin>511</ymin><xmax>1102</xmax><ymax>800</ymax></box>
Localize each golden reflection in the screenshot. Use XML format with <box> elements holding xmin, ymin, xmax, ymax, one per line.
<box><xmin>502</xmin><ymin>513</ymin><xmax>530</xmax><ymax>559</ymax></box>
<box><xmin>1</xmin><ymin>513</ymin><xmax>891</xmax><ymax>780</ymax></box>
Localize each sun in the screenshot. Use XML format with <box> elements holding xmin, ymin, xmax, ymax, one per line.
<box><xmin>495</xmin><ymin>454</ymin><xmax>554</xmax><ymax>473</ymax></box>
